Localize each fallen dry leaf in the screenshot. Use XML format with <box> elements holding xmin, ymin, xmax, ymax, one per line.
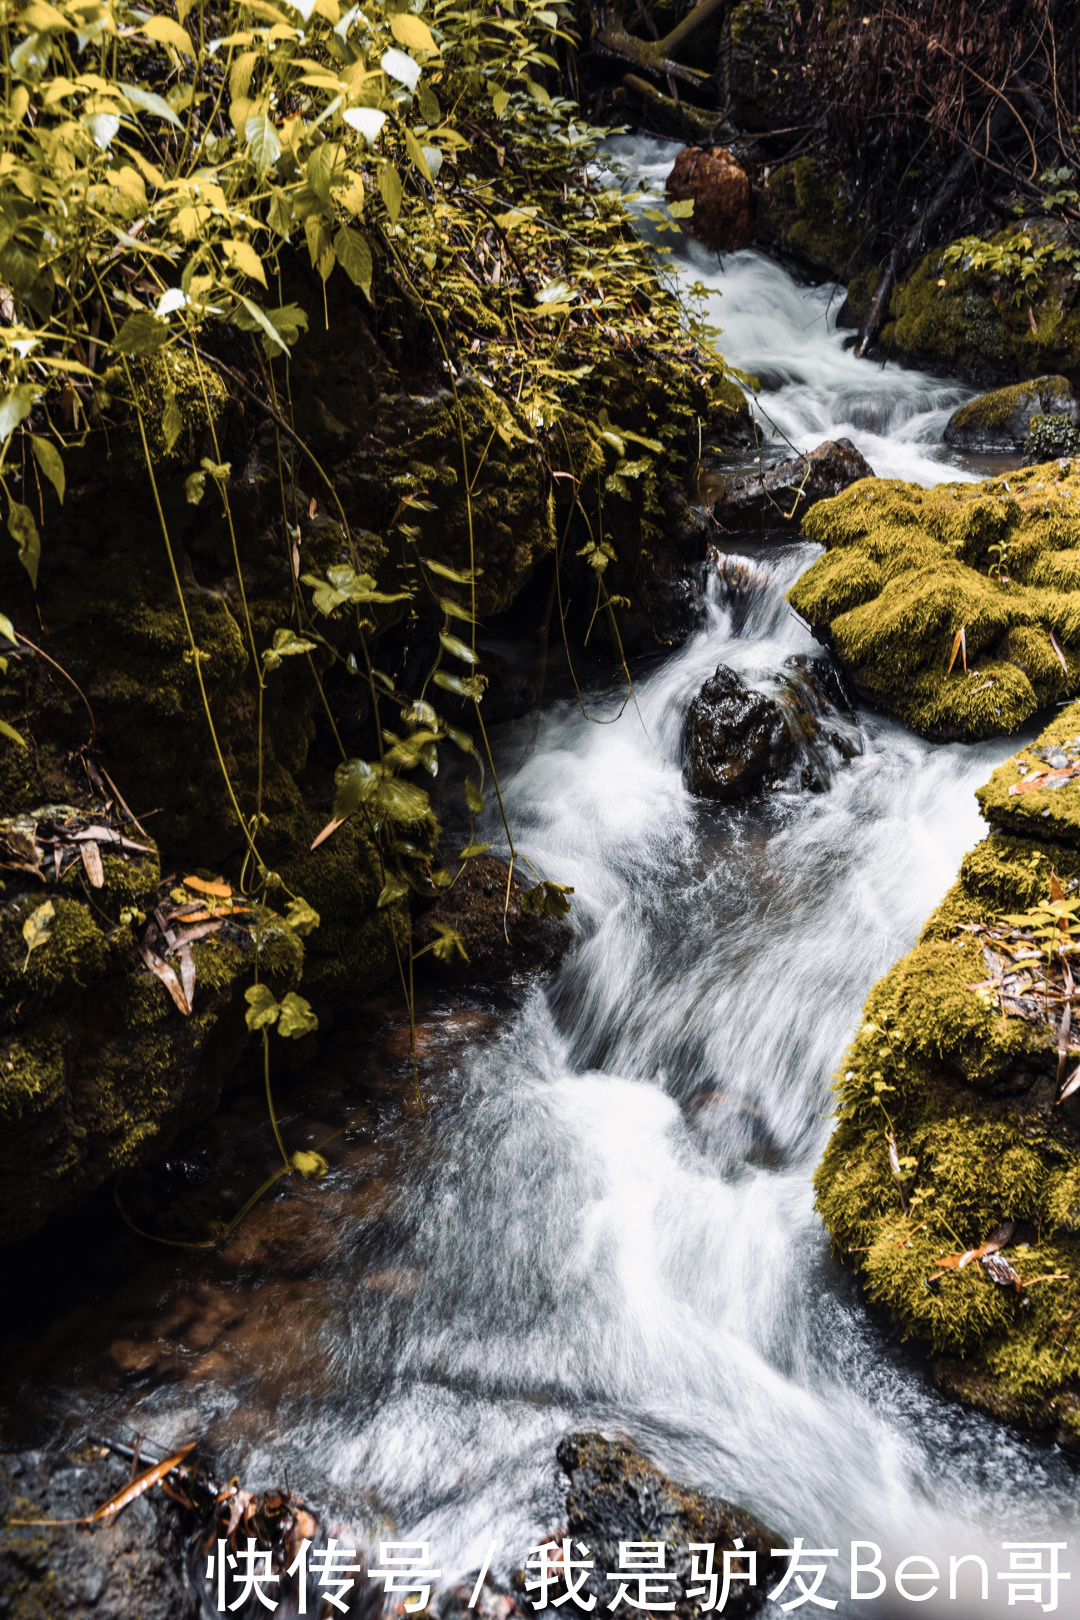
<box><xmin>138</xmin><ymin>942</ymin><xmax>191</xmax><ymax>1015</ymax></box>
<box><xmin>80</xmin><ymin>839</ymin><xmax>104</xmax><ymax>888</ymax></box>
<box><xmin>183</xmin><ymin>875</ymin><xmax>232</xmax><ymax>899</ymax></box>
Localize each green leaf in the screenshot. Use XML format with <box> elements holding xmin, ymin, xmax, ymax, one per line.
<box><xmin>113</xmin><ymin>311</ymin><xmax>170</xmax><ymax>355</ymax></box>
<box><xmin>0</xmin><ymin>613</ymin><xmax>16</xmax><ymax>647</ymax></box>
<box><xmin>332</xmin><ymin>756</ymin><xmax>377</xmax><ymax>820</ymax></box>
<box><xmin>438</xmin><ymin>595</ymin><xmax>475</xmax><ymax>624</ymax></box>
<box><xmin>0</xmin><ymin>718</ymin><xmax>26</xmax><ymax>748</ymax></box>
<box><xmin>7</xmin><ymin>501</ymin><xmax>39</xmax><ymax>589</ymax></box>
<box><xmin>459</xmin><ymin>841</ymin><xmax>491</xmax><ymax>858</ymax></box>
<box><xmin>223</xmin><ymin>238</ymin><xmax>267</xmax><ymax>285</ymax></box>
<box><xmin>307</xmin><ymin>142</ymin><xmax>337</xmax><ymax>204</ymax></box>
<box><xmin>22</xmin><ymin>898</ymin><xmax>54</xmax><ymax>968</ymax></box>
<box><xmin>379</xmin><ymin>163</ymin><xmax>403</xmax><ymax>225</ymax></box>
<box><xmin>334</xmin><ymin>225</ymin><xmax>372</xmax><ymax>297</ymax></box>
<box><xmin>492</xmin><ymin>88</ymin><xmax>509</xmax><ymax>117</ymax></box>
<box><xmin>184</xmin><ymin>470</ymin><xmax>206</xmax><ymax>505</ymax></box>
<box><xmin>262</xmin><ymin>627</ymin><xmax>316</xmax><ymax>669</ymax></box>
<box><xmin>405</xmin><ymin>127</ymin><xmax>432</xmax><ymax>184</ymax></box>
<box><xmin>120</xmin><ymin>81</ymin><xmax>183</xmax><ymax>127</ymax></box>
<box><xmin>0</xmin><ymin>384</ymin><xmax>38</xmax><ymax>443</ymax></box>
<box><xmin>284</xmin><ymin>896</ymin><xmax>320</xmax><ymax>935</ymax></box>
<box><xmin>141</xmin><ymin>14</ymin><xmax>193</xmax><ymax>54</ymax></box>
<box><xmin>246</xmin><ymin>113</ymin><xmax>282</xmax><ymax>176</ymax></box>
<box><xmin>30</xmin><ymin>435</ymin><xmax>64</xmax><ymax>503</ymax></box>
<box><xmin>464</xmin><ymin>777</ymin><xmax>484</xmax><ymax>814</ymax></box>
<box><xmin>374</xmin><ymin>776</ymin><xmax>431</xmax><ymax>824</ymax></box>
<box><xmin>520</xmin><ymin>879</ymin><xmax>574</xmax><ymax>919</ymax></box>
<box><xmin>244</xmin><ymin>982</ymin><xmax>281</xmax><ymax>1031</ymax></box>
<box><xmin>418</xmin><ymin>83</ymin><xmax>441</xmax><ymax>123</ymax></box>
<box><xmin>430</xmin><ymin>920</ymin><xmax>469</xmax><ymax>963</ymax></box>
<box><xmin>277</xmin><ymin>990</ymin><xmax>318</xmax><ymax>1038</ymax></box>
<box><xmin>439</xmin><ymin>631</ymin><xmax>479</xmax><ymax>665</ymax></box>
<box><xmin>291</xmin><ymin>1149</ymin><xmax>328</xmax><ymax>1178</ymax></box>
<box><xmin>377</xmin><ymin>875</ymin><xmax>409</xmax><ymax>907</ymax></box>
<box><xmin>666</xmin><ymin>197</ymin><xmax>694</xmax><ymax>219</ymax></box>
<box><xmin>422</xmin><ymin>557</ymin><xmax>482</xmax><ymax>583</ymax></box>
<box><xmin>150</xmin><ymin>379</ymin><xmax>179</xmax><ymax>449</ymax></box>
<box><xmin>390</xmin><ymin>12</ymin><xmax>436</xmax><ymax>51</ymax></box>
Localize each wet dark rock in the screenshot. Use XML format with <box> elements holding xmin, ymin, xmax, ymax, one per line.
<box><xmin>714</xmin><ymin>439</ymin><xmax>874</xmax><ymax>529</ymax></box>
<box><xmin>413</xmin><ymin>854</ymin><xmax>571</xmax><ymax>986</ymax></box>
<box><xmin>665</xmin><ymin>148</ymin><xmax>755</xmax><ymax>254</ymax></box>
<box><xmin>943</xmin><ymin>375</ymin><xmax>1080</xmax><ymax>453</ymax></box>
<box><xmin>0</xmin><ymin>1446</ymin><xmax>196</xmax><ymax>1620</ymax></box>
<box><xmin>683</xmin><ymin>658</ymin><xmax>859</xmax><ymax>801</ymax></box>
<box><xmin>554</xmin><ymin>1432</ymin><xmax>782</xmax><ymax>1619</ymax></box>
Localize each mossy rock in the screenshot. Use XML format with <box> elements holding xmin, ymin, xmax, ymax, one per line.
<box><xmin>944</xmin><ymin>376</ymin><xmax>1079</xmax><ymax>453</ymax></box>
<box><xmin>881</xmin><ymin>223</ymin><xmax>1080</xmax><ymax>382</ymax></box>
<box><xmin>815</xmin><ymin>706</ymin><xmax>1080</xmax><ymax>1440</ymax></box>
<box><xmin>788</xmin><ymin>461</ymin><xmax>1080</xmax><ymax>740</ymax></box>
<box><xmin>755</xmin><ymin>157</ymin><xmax>868</xmax><ymax>281</ymax></box>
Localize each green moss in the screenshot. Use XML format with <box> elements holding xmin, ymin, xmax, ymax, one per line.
<box><xmin>269</xmin><ymin>808</ymin><xmax>411</xmax><ymax>1002</ymax></box>
<box><xmin>756</xmin><ymin>156</ymin><xmax>868</xmax><ymax>280</ymax></box>
<box><xmin>790</xmin><ymin>465</ymin><xmax>1080</xmax><ymax>739</ymax></box>
<box><xmin>948</xmin><ymin>375</ymin><xmax>1074</xmax><ymax>436</ymax></box>
<box><xmin>882</xmin><ymin>226</ymin><xmax>1080</xmax><ymax>378</ymax></box>
<box><xmin>816</xmin><ymin>708</ymin><xmax>1080</xmax><ymax>1430</ymax></box>
<box><xmin>101</xmin><ymin>349</ymin><xmax>228</xmax><ymax>465</ymax></box>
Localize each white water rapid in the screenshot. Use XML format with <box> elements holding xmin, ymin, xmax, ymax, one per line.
<box><xmin>314</xmin><ymin>142</ymin><xmax>1080</xmax><ymax>1617</ymax></box>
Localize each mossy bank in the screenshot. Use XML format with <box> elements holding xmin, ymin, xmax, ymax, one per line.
<box><xmin>816</xmin><ymin>704</ymin><xmax>1080</xmax><ymax>1444</ymax></box>
<box><xmin>787</xmin><ymin>459</ymin><xmax>1080</xmax><ymax>741</ymax></box>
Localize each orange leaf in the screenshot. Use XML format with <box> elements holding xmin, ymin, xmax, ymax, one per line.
<box><xmin>183</xmin><ymin>875</ymin><xmax>232</xmax><ymax>898</ymax></box>
<box><xmin>90</xmin><ymin>1444</ymin><xmax>196</xmax><ymax>1522</ymax></box>
<box><xmin>1052</xmin><ymin>869</ymin><xmax>1066</xmax><ymax>903</ymax></box>
<box><xmin>310</xmin><ymin>817</ymin><xmax>345</xmax><ymax>850</ymax></box>
<box><xmin>1049</xmin><ymin>631</ymin><xmax>1069</xmax><ymax>676</ymax></box>
<box><xmin>946</xmin><ymin>624</ymin><xmax>966</xmax><ymax>676</ymax></box>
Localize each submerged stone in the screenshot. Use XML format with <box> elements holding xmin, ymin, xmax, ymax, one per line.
<box><xmin>555</xmin><ymin>1432</ymin><xmax>781</xmax><ymax>1619</ymax></box>
<box><xmin>714</xmin><ymin>439</ymin><xmax>874</xmax><ymax>529</ymax></box>
<box><xmin>943</xmin><ymin>376</ymin><xmax>1079</xmax><ymax>453</ymax></box>
<box><xmin>684</xmin><ymin>658</ymin><xmax>858</xmax><ymax>801</ymax></box>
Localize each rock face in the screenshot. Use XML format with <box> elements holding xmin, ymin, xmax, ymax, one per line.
<box><xmin>943</xmin><ymin>376</ymin><xmax>1080</xmax><ymax>452</ymax></box>
<box><xmin>666</xmin><ymin>147</ymin><xmax>754</xmax><ymax>253</ymax></box>
<box><xmin>0</xmin><ymin>1446</ymin><xmax>197</xmax><ymax>1620</ymax></box>
<box><xmin>554</xmin><ymin>1433</ymin><xmax>781</xmax><ymax>1618</ymax></box>
<box><xmin>714</xmin><ymin>439</ymin><xmax>874</xmax><ymax>528</ymax></box>
<box><xmin>412</xmin><ymin>854</ymin><xmax>572</xmax><ymax>986</ymax></box>
<box><xmin>683</xmin><ymin>659</ymin><xmax>858</xmax><ymax>801</ymax></box>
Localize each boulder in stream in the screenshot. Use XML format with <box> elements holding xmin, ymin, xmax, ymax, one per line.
<box><xmin>714</xmin><ymin>439</ymin><xmax>874</xmax><ymax>529</ymax></box>
<box><xmin>413</xmin><ymin>854</ymin><xmax>571</xmax><ymax>986</ymax></box>
<box><xmin>553</xmin><ymin>1432</ymin><xmax>782</xmax><ymax>1618</ymax></box>
<box><xmin>943</xmin><ymin>375</ymin><xmax>1080</xmax><ymax>453</ymax></box>
<box><xmin>665</xmin><ymin>147</ymin><xmax>755</xmax><ymax>254</ymax></box>
<box><xmin>684</xmin><ymin>659</ymin><xmax>858</xmax><ymax>801</ymax></box>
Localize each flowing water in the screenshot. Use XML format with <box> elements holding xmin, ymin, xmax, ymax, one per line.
<box><xmin>8</xmin><ymin>140</ymin><xmax>1079</xmax><ymax>1619</ymax></box>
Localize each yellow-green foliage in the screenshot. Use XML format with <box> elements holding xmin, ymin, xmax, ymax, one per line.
<box><xmin>816</xmin><ymin>704</ymin><xmax>1080</xmax><ymax>1430</ymax></box>
<box><xmin>789</xmin><ymin>463</ymin><xmax>1080</xmax><ymax>739</ymax></box>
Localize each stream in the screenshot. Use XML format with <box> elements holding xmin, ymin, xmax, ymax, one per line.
<box><xmin>6</xmin><ymin>138</ymin><xmax>1080</xmax><ymax>1619</ymax></box>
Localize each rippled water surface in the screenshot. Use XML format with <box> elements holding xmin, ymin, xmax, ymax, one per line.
<box><xmin>7</xmin><ymin>138</ymin><xmax>1077</xmax><ymax>1620</ymax></box>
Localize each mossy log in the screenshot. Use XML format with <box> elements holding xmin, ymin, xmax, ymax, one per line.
<box><xmin>815</xmin><ymin>704</ymin><xmax>1080</xmax><ymax>1446</ymax></box>
<box><xmin>788</xmin><ymin>460</ymin><xmax>1080</xmax><ymax>741</ymax></box>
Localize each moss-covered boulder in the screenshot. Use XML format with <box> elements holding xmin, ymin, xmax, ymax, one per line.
<box><xmin>787</xmin><ymin>461</ymin><xmax>1080</xmax><ymax>740</ymax></box>
<box><xmin>944</xmin><ymin>376</ymin><xmax>1080</xmax><ymax>453</ymax></box>
<box><xmin>880</xmin><ymin>222</ymin><xmax>1080</xmax><ymax>382</ymax></box>
<box><xmin>815</xmin><ymin>705</ymin><xmax>1080</xmax><ymax>1445</ymax></box>
<box><xmin>0</xmin><ymin>816</ymin><xmax>306</xmax><ymax>1244</ymax></box>
<box><xmin>755</xmin><ymin>157</ymin><xmax>869</xmax><ymax>281</ymax></box>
